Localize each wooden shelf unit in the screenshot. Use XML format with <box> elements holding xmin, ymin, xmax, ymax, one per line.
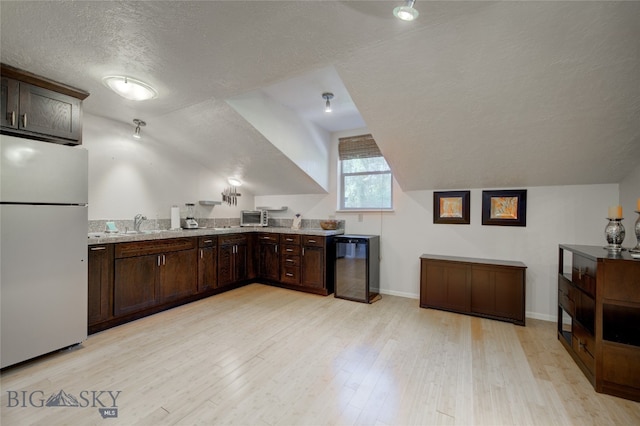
<box><xmin>558</xmin><ymin>244</ymin><xmax>640</xmax><ymax>402</ymax></box>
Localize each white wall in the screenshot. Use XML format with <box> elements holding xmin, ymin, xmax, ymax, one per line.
<box><xmin>257</xmin><ymin>129</ymin><xmax>621</xmax><ymax>321</ymax></box>
<box><xmin>227</xmin><ymin>92</ymin><xmax>330</xmax><ymax>191</ymax></box>
<box><xmin>83</xmin><ymin>114</ymin><xmax>255</xmax><ymax>222</ymax></box>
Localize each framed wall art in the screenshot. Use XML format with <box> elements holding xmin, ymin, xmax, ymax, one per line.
<box><xmin>482</xmin><ymin>190</ymin><xmax>527</xmax><ymax>226</ymax></box>
<box><xmin>433</xmin><ymin>191</ymin><xmax>470</xmax><ymax>224</ymax></box>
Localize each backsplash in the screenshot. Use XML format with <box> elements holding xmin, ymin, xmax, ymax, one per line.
<box><xmin>88</xmin><ymin>218</ymin><xmax>344</xmax><ymax>233</ymax></box>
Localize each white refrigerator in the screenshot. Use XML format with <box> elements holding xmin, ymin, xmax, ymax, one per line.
<box><xmin>1</xmin><ymin>135</ymin><xmax>88</xmax><ymax>368</ymax></box>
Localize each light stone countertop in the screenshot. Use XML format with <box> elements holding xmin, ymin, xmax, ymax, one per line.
<box><xmin>88</xmin><ymin>226</ymin><xmax>344</xmax><ymax>245</ymax></box>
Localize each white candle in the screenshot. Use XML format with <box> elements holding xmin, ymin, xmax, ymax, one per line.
<box><xmin>608</xmin><ymin>205</ymin><xmax>622</xmax><ymax>219</ymax></box>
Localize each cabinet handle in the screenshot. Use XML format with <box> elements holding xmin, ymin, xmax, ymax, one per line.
<box><xmin>9</xmin><ymin>111</ymin><xmax>16</xmax><ymax>127</ymax></box>
<box><xmin>204</xmin><ymin>240</ymin><xmax>213</xmax><ymax>244</ymax></box>
<box><xmin>302</xmin><ymin>247</ymin><xmax>305</xmax><ymax>256</ymax></box>
<box><xmin>286</xmin><ymin>259</ymin><xmax>294</xmax><ymax>263</ymax></box>
<box><xmin>286</xmin><ymin>273</ymin><xmax>293</xmax><ymax>277</ymax></box>
<box><xmin>275</xmin><ymin>245</ymin><xmax>278</xmax><ymax>253</ymax></box>
<box><xmin>200</xmin><ymin>249</ymin><xmax>203</xmax><ymax>259</ymax></box>
<box><xmin>90</xmin><ymin>246</ymin><xmax>106</xmax><ymax>251</ymax></box>
<box><xmin>157</xmin><ymin>255</ymin><xmax>161</xmax><ymax>266</ymax></box>
<box><xmin>22</xmin><ymin>113</ymin><xmax>27</xmax><ymax>128</ymax></box>
<box><xmin>308</xmin><ymin>239</ymin><xmax>316</xmax><ymax>243</ymax></box>
<box><xmin>163</xmin><ymin>254</ymin><xmax>166</xmax><ymax>265</ymax></box>
<box><xmin>286</xmin><ymin>238</ymin><xmax>293</xmax><ymax>242</ymax></box>
<box><xmin>286</xmin><ymin>248</ymin><xmax>293</xmax><ymax>252</ymax></box>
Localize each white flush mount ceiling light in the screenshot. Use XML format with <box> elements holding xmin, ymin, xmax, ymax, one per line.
<box><xmin>393</xmin><ymin>0</ymin><xmax>419</xmax><ymax>21</ymax></box>
<box><xmin>102</xmin><ymin>76</ymin><xmax>158</xmax><ymax>101</ymax></box>
<box><xmin>132</xmin><ymin>119</ymin><xmax>146</xmax><ymax>139</ymax></box>
<box><xmin>322</xmin><ymin>92</ymin><xmax>334</xmax><ymax>113</ymax></box>
<box><xmin>228</xmin><ymin>177</ymin><xmax>242</xmax><ymax>187</ymax></box>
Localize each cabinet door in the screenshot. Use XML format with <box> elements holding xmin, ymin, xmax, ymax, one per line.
<box><xmin>160</xmin><ymin>249</ymin><xmax>197</xmax><ymax>302</ymax></box>
<box><xmin>471</xmin><ymin>267</ymin><xmax>524</xmax><ymax>321</ymax></box>
<box><xmin>218</xmin><ymin>244</ymin><xmax>235</xmax><ymax>287</ymax></box>
<box><xmin>1</xmin><ymin>77</ymin><xmax>19</xmax><ymax>129</ymax></box>
<box><xmin>422</xmin><ymin>261</ymin><xmax>470</xmax><ymax>312</ymax></box>
<box><xmin>198</xmin><ymin>246</ymin><xmax>217</xmax><ymax>292</ymax></box>
<box><xmin>493</xmin><ymin>269</ymin><xmax>524</xmax><ymax>322</ymax></box>
<box><xmin>301</xmin><ymin>245</ymin><xmax>325</xmax><ymax>289</ymax></box>
<box><xmin>235</xmin><ymin>243</ymin><xmax>248</xmax><ymax>281</ymax></box>
<box><xmin>259</xmin><ymin>242</ymin><xmax>280</xmax><ymax>281</ymax></box>
<box><xmin>470</xmin><ymin>268</ymin><xmax>494</xmax><ymax>316</ymax></box>
<box><xmin>19</xmin><ymin>82</ymin><xmax>82</xmax><ymax>143</ymax></box>
<box><xmin>114</xmin><ymin>254</ymin><xmax>158</xmax><ymax>316</ymax></box>
<box><xmin>88</xmin><ymin>245</ymin><xmax>114</xmax><ymax>326</ymax></box>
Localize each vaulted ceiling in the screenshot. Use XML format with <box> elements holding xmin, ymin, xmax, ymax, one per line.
<box><xmin>2</xmin><ymin>1</ymin><xmax>638</xmax><ymax>195</ymax></box>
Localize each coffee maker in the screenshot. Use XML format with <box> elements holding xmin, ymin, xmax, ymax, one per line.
<box><xmin>183</xmin><ymin>203</ymin><xmax>199</xmax><ymax>229</ymax></box>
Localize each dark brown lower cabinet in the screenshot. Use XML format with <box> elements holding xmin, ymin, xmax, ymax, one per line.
<box><xmin>420</xmin><ymin>254</ymin><xmax>526</xmax><ymax>325</ymax></box>
<box><xmin>113</xmin><ymin>238</ymin><xmax>197</xmax><ymax>317</ymax></box>
<box><xmin>114</xmin><ymin>254</ymin><xmax>158</xmax><ymax>316</ymax></box>
<box><xmin>218</xmin><ymin>234</ymin><xmax>248</xmax><ymax>287</ymax></box>
<box><xmin>257</xmin><ymin>233</ymin><xmax>280</xmax><ymax>281</ymax></box>
<box><xmin>198</xmin><ymin>236</ymin><xmax>217</xmax><ymax>292</ymax></box>
<box><xmin>88</xmin><ymin>244</ymin><xmax>114</xmax><ymax>327</ymax></box>
<box><xmin>89</xmin><ymin>231</ymin><xmax>337</xmax><ymax>333</ymax></box>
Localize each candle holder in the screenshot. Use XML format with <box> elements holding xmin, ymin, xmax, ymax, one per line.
<box><xmin>630</xmin><ymin>211</ymin><xmax>640</xmax><ymax>253</ymax></box>
<box><xmin>604</xmin><ymin>218</ymin><xmax>625</xmax><ymax>253</ymax></box>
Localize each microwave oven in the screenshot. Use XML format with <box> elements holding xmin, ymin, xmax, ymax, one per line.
<box><xmin>240</xmin><ymin>210</ymin><xmax>268</xmax><ymax>227</ymax></box>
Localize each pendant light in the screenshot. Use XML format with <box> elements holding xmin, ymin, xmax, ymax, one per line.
<box><xmin>132</xmin><ymin>119</ymin><xmax>146</xmax><ymax>139</ymax></box>
<box><xmin>322</xmin><ymin>92</ymin><xmax>334</xmax><ymax>113</ymax></box>
<box><xmin>393</xmin><ymin>0</ymin><xmax>419</xmax><ymax>21</ymax></box>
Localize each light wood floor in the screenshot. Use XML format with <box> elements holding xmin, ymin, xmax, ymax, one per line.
<box><xmin>2</xmin><ymin>284</ymin><xmax>639</xmax><ymax>425</ymax></box>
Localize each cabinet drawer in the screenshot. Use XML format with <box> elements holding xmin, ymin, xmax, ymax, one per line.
<box><xmin>302</xmin><ymin>236</ymin><xmax>324</xmax><ymax>247</ymax></box>
<box><xmin>115</xmin><ymin>238</ymin><xmax>196</xmax><ymax>258</ymax></box>
<box><xmin>257</xmin><ymin>233</ymin><xmax>279</xmax><ymax>243</ymax></box>
<box><xmin>558</xmin><ymin>276</ymin><xmax>575</xmax><ymax>316</ymax></box>
<box><xmin>572</xmin><ymin>254</ymin><xmax>596</xmax><ymax>297</ymax></box>
<box><xmin>602</xmin><ymin>261</ymin><xmax>640</xmax><ymax>303</ymax></box>
<box><xmin>282</xmin><ymin>254</ymin><xmax>300</xmax><ymax>267</ymax></box>
<box><xmin>281</xmin><ymin>266</ymin><xmax>300</xmax><ymax>284</ymax></box>
<box><xmin>572</xmin><ymin>321</ymin><xmax>595</xmax><ymax>374</ymax></box>
<box><xmin>198</xmin><ymin>236</ymin><xmax>217</xmax><ymax>247</ymax></box>
<box><xmin>219</xmin><ymin>234</ymin><xmax>247</xmax><ymax>246</ymax></box>
<box><xmin>282</xmin><ymin>245</ymin><xmax>301</xmax><ymax>255</ymax></box>
<box><xmin>280</xmin><ymin>234</ymin><xmax>301</xmax><ymax>245</ymax></box>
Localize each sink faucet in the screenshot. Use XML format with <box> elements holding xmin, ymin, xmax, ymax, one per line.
<box><xmin>133</xmin><ymin>214</ymin><xmax>147</xmax><ymax>232</ymax></box>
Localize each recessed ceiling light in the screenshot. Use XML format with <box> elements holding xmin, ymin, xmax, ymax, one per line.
<box><xmin>102</xmin><ymin>76</ymin><xmax>158</xmax><ymax>101</ymax></box>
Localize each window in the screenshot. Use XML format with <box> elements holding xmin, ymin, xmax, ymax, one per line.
<box><xmin>339</xmin><ymin>134</ymin><xmax>393</xmax><ymax>210</ymax></box>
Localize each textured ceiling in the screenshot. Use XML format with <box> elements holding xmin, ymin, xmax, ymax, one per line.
<box><xmin>1</xmin><ymin>1</ymin><xmax>639</xmax><ymax>195</ymax></box>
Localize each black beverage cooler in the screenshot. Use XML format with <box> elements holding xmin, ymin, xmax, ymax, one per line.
<box><xmin>334</xmin><ymin>235</ymin><xmax>380</xmax><ymax>303</ymax></box>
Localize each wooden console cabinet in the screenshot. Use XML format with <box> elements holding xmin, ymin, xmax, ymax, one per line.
<box><xmin>558</xmin><ymin>244</ymin><xmax>640</xmax><ymax>402</ymax></box>
<box><xmin>420</xmin><ymin>254</ymin><xmax>526</xmax><ymax>325</ymax></box>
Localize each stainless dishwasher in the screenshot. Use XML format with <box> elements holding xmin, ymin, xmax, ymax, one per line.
<box><xmin>334</xmin><ymin>235</ymin><xmax>380</xmax><ymax>303</ymax></box>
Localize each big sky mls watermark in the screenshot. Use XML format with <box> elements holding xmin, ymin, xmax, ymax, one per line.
<box><xmin>6</xmin><ymin>389</ymin><xmax>121</xmax><ymax>419</ymax></box>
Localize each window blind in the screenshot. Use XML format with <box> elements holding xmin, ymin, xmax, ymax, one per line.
<box><xmin>338</xmin><ymin>134</ymin><xmax>382</xmax><ymax>160</ymax></box>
